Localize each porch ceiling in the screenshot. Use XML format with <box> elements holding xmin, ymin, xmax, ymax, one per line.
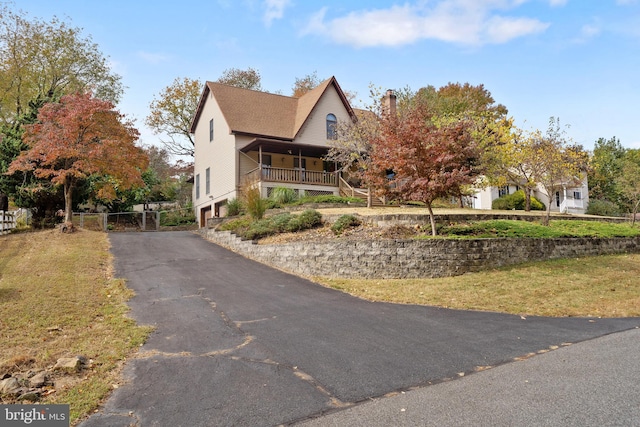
<box><xmin>240</xmin><ymin>138</ymin><xmax>330</xmax><ymax>158</ymax></box>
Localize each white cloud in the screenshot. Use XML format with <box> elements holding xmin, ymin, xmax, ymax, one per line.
<box><xmin>580</xmin><ymin>23</ymin><xmax>601</xmax><ymax>38</ymax></box>
<box><xmin>137</xmin><ymin>51</ymin><xmax>170</xmax><ymax>64</ymax></box>
<box><xmin>485</xmin><ymin>16</ymin><xmax>550</xmax><ymax>43</ymax></box>
<box><xmin>263</xmin><ymin>0</ymin><xmax>292</xmax><ymax>27</ymax></box>
<box><xmin>548</xmin><ymin>0</ymin><xmax>568</xmax><ymax>6</ymax></box>
<box><xmin>616</xmin><ymin>0</ymin><xmax>638</xmax><ymax>5</ymax></box>
<box><xmin>567</xmin><ymin>21</ymin><xmax>601</xmax><ymax>44</ymax></box>
<box><xmin>302</xmin><ymin>1</ymin><xmax>550</xmax><ymax>47</ymax></box>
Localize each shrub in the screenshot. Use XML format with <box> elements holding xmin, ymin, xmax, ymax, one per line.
<box><xmin>264</xmin><ymin>199</ymin><xmax>278</xmax><ymax>210</ymax></box>
<box><xmin>244</xmin><ymin>188</ymin><xmax>267</xmax><ymax>220</ymax></box>
<box><xmin>492</xmin><ymin>190</ymin><xmax>545</xmax><ymax>211</ymax></box>
<box><xmin>285</xmin><ymin>209</ymin><xmax>322</xmax><ymax>232</ymax></box>
<box><xmin>243</xmin><ymin>218</ymin><xmax>274</xmax><ymax>240</ymax></box>
<box><xmin>224</xmin><ymin>210</ymin><xmax>322</xmax><ymax>240</ymax></box>
<box><xmin>218</xmin><ymin>217</ymin><xmax>251</xmax><ymax>232</ymax></box>
<box><xmin>271</xmin><ymin>212</ymin><xmax>294</xmax><ymax>232</ymax></box>
<box><xmin>331</xmin><ymin>214</ymin><xmax>361</xmax><ymax>235</ymax></box>
<box><xmin>586</xmin><ymin>199</ymin><xmax>623</xmax><ymax>217</ymax></box>
<box><xmin>270</xmin><ymin>187</ymin><xmax>299</xmax><ymax>205</ymax></box>
<box><xmin>160</xmin><ymin>209</ymin><xmax>196</xmax><ymax>226</ymax></box>
<box><xmin>226</xmin><ymin>198</ymin><xmax>243</xmax><ymax>216</ymax></box>
<box><xmin>296</xmin><ymin>195</ymin><xmax>363</xmax><ymax>205</ymax></box>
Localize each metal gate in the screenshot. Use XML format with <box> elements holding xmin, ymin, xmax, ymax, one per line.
<box><xmin>73</xmin><ymin>212</ymin><xmax>160</xmax><ymax>232</ymax></box>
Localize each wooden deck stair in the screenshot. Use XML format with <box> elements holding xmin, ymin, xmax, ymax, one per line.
<box><xmin>338</xmin><ymin>178</ymin><xmax>386</xmax><ymax>206</ymax></box>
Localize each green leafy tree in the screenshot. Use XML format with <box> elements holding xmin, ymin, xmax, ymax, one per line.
<box><xmin>617</xmin><ymin>150</ymin><xmax>640</xmax><ymax>225</ymax></box>
<box><xmin>0</xmin><ymin>5</ymin><xmax>123</xmax><ymax>122</ymax></box>
<box><xmin>587</xmin><ymin>136</ymin><xmax>626</xmax><ymax>207</ymax></box>
<box><xmin>415</xmin><ymin>82</ymin><xmax>508</xmax><ymax>120</ymax></box>
<box><xmin>486</xmin><ymin>125</ymin><xmax>545</xmax><ymax>211</ymax></box>
<box><xmin>532</xmin><ymin>118</ymin><xmax>589</xmax><ymax>225</ymax></box>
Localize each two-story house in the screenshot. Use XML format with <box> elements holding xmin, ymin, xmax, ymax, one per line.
<box><xmin>190</xmin><ymin>76</ymin><xmax>357</xmax><ymax>227</ymax></box>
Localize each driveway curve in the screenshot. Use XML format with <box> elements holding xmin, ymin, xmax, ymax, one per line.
<box><xmin>80</xmin><ymin>231</ymin><xmax>640</xmax><ymax>427</ymax></box>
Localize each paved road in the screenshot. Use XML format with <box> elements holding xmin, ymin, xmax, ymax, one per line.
<box><xmin>80</xmin><ymin>231</ymin><xmax>640</xmax><ymax>427</ymax></box>
<box><xmin>300</xmin><ymin>328</ymin><xmax>640</xmax><ymax>426</ymax></box>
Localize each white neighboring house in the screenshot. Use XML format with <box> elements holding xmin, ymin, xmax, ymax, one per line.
<box><xmin>472</xmin><ymin>177</ymin><xmax>589</xmax><ymax>214</ymax></box>
<box><xmin>190</xmin><ymin>76</ymin><xmax>357</xmax><ymax>227</ymax></box>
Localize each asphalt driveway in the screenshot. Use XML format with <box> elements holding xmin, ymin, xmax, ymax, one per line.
<box><xmin>80</xmin><ymin>231</ymin><xmax>640</xmax><ymax>427</ymax></box>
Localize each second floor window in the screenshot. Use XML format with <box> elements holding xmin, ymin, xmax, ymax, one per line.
<box><xmin>195</xmin><ymin>174</ymin><xmax>200</xmax><ymax>199</ymax></box>
<box><xmin>209</xmin><ymin>119</ymin><xmax>214</xmax><ymax>141</ymax></box>
<box><xmin>205</xmin><ymin>168</ymin><xmax>210</xmax><ymax>195</ymax></box>
<box><xmin>326</xmin><ymin>114</ymin><xmax>337</xmax><ymax>140</ymax></box>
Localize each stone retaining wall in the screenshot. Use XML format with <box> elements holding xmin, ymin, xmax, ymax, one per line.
<box><xmin>202</xmin><ymin>229</ymin><xmax>640</xmax><ymax>279</ymax></box>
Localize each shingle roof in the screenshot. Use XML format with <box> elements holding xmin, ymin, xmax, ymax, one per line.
<box><xmin>189</xmin><ymin>76</ymin><xmax>355</xmax><ymax>139</ymax></box>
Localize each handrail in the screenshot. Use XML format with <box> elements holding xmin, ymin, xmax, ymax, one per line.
<box><xmin>339</xmin><ymin>176</ymin><xmax>369</xmax><ymax>198</ymax></box>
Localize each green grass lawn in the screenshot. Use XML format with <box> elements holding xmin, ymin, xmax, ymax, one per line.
<box><xmin>435</xmin><ymin>219</ymin><xmax>640</xmax><ymax>238</ymax></box>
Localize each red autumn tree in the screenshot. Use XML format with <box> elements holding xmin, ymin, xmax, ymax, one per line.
<box><xmin>8</xmin><ymin>92</ymin><xmax>148</xmax><ymax>224</ymax></box>
<box><xmin>368</xmin><ymin>103</ymin><xmax>482</xmax><ymax>235</ymax></box>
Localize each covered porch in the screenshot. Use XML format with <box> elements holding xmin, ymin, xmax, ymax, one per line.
<box><xmin>239</xmin><ymin>138</ymin><xmax>340</xmax><ymax>192</ymax></box>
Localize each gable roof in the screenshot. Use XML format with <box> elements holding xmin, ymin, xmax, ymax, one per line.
<box><xmin>189</xmin><ymin>76</ymin><xmax>356</xmax><ymax>139</ymax></box>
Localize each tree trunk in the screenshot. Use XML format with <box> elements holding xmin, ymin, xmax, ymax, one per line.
<box><xmin>63</xmin><ymin>180</ymin><xmax>74</xmax><ymax>224</ymax></box>
<box><xmin>367</xmin><ymin>187</ymin><xmax>372</xmax><ymax>208</ymax></box>
<box><xmin>524</xmin><ymin>187</ymin><xmax>532</xmax><ymax>212</ymax></box>
<box><xmin>632</xmin><ymin>200</ymin><xmax>639</xmax><ymax>227</ymax></box>
<box><xmin>543</xmin><ymin>198</ymin><xmax>552</xmax><ymax>226</ymax></box>
<box><xmin>427</xmin><ymin>202</ymin><xmax>437</xmax><ymax>236</ymax></box>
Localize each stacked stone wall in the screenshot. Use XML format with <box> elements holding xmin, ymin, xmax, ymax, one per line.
<box><xmin>202</xmin><ymin>229</ymin><xmax>640</xmax><ymax>279</ymax></box>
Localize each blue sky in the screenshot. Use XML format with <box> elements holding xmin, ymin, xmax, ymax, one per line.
<box><xmin>16</xmin><ymin>0</ymin><xmax>640</xmax><ymax>153</ymax></box>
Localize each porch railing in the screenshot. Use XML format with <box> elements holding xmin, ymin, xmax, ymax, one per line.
<box><xmin>560</xmin><ymin>199</ymin><xmax>584</xmax><ymax>213</ymax></box>
<box><xmin>245</xmin><ymin>167</ymin><xmax>338</xmax><ymax>186</ymax></box>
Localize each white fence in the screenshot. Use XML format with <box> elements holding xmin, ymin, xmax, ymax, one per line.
<box><xmin>0</xmin><ymin>210</ymin><xmax>16</xmax><ymax>235</ymax></box>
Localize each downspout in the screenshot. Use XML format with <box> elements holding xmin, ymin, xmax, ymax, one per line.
<box><xmin>259</xmin><ymin>145</ymin><xmax>263</xmax><ymax>197</ymax></box>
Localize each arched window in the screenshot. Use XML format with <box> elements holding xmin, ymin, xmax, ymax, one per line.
<box><xmin>326</xmin><ymin>113</ymin><xmax>337</xmax><ymax>140</ymax></box>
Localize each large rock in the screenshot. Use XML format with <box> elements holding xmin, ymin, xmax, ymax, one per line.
<box><xmin>0</xmin><ymin>377</ymin><xmax>20</xmax><ymax>395</ymax></box>
<box><xmin>53</xmin><ymin>356</ymin><xmax>85</xmax><ymax>372</ymax></box>
<box><xmin>29</xmin><ymin>371</ymin><xmax>47</xmax><ymax>388</ymax></box>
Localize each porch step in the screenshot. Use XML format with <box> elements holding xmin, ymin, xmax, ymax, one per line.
<box><xmin>340</xmin><ymin>188</ymin><xmax>387</xmax><ymax>206</ymax></box>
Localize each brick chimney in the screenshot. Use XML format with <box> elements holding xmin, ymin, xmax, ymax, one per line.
<box><xmin>382</xmin><ymin>89</ymin><xmax>397</xmax><ymax>117</ymax></box>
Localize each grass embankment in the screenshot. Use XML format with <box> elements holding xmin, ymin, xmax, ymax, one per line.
<box><xmin>0</xmin><ymin>230</ymin><xmax>150</xmax><ymax>424</ymax></box>
<box><xmin>318</xmin><ymin>254</ymin><xmax>640</xmax><ymax>317</ymax></box>
<box><xmin>437</xmin><ymin>219</ymin><xmax>640</xmax><ymax>238</ymax></box>
<box><xmin>317</xmin><ymin>219</ymin><xmax>640</xmax><ymax>318</ymax></box>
